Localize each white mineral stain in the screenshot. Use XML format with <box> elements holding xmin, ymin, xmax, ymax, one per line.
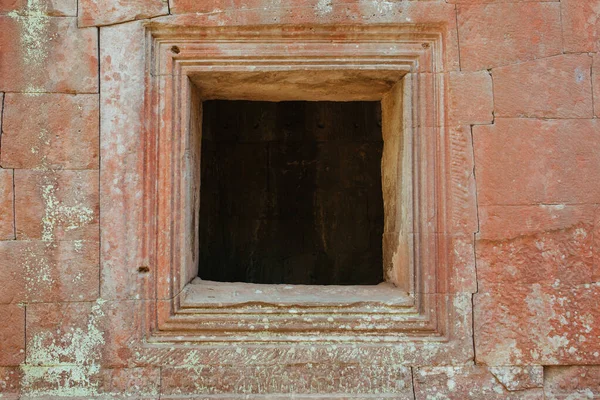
<box><xmin>21</xmin><ymin>299</ymin><xmax>106</xmax><ymax>397</ymax></box>
<box><xmin>315</xmin><ymin>0</ymin><xmax>332</xmax><ymax>16</ymax></box>
<box><xmin>41</xmin><ymin>180</ymin><xmax>94</xmax><ymax>242</ymax></box>
<box><xmin>8</xmin><ymin>0</ymin><xmax>52</xmax><ymax>94</ymax></box>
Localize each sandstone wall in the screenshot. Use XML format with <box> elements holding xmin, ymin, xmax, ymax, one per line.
<box><xmin>0</xmin><ymin>0</ymin><xmax>599</xmax><ymax>398</ymax></box>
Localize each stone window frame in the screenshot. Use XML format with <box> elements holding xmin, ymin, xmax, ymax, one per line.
<box><xmin>138</xmin><ymin>23</ymin><xmax>455</xmax><ymax>342</ymax></box>
<box><xmin>101</xmin><ymin>21</ymin><xmax>472</xmax><ymax>363</ymax></box>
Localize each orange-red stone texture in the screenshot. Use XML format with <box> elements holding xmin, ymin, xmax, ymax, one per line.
<box><xmin>0</xmin><ymin>0</ymin><xmax>598</xmax><ymax>398</ymax></box>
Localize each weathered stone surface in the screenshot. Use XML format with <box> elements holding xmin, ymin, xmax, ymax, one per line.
<box><xmin>479</xmin><ymin>205</ymin><xmax>597</xmax><ymax>242</ymax></box>
<box><xmin>0</xmin><ymin>304</ymin><xmax>25</xmax><ymax>366</ymax></box>
<box><xmin>414</xmin><ymin>366</ymin><xmax>543</xmax><ymax>399</ymax></box>
<box><xmin>0</xmin><ymin>169</ymin><xmax>15</xmax><ymax>240</ymax></box>
<box><xmin>448</xmin><ymin>126</ymin><xmax>478</xmax><ymax>236</ymax></box>
<box><xmin>20</xmin><ymin>366</ymin><xmax>160</xmax><ymax>398</ymax></box>
<box><xmin>560</xmin><ymin>0</ymin><xmax>600</xmax><ymax>53</ymax></box>
<box><xmin>0</xmin><ymin>367</ymin><xmax>21</xmax><ymax>398</ymax></box>
<box><xmin>594</xmin><ymin>207</ymin><xmax>600</xmax><ymax>283</ymax></box>
<box><xmin>0</xmin><ymin>1</ymin><xmax>596</xmax><ymax>397</ymax></box>
<box><xmin>493</xmin><ymin>54</ymin><xmax>593</xmax><ymax>119</ymax></box>
<box><xmin>594</xmin><ymin>53</ymin><xmax>600</xmax><ymax>118</ymax></box>
<box><xmin>14</xmin><ymin>170</ymin><xmax>99</xmax><ymax>241</ymax></box>
<box><xmin>449</xmin><ymin>235</ymin><xmax>478</xmax><ymax>294</ymax></box>
<box><xmin>161</xmin><ymin>364</ymin><xmax>413</xmax><ymax>396</ymax></box>
<box><xmin>477</xmin><ymin>205</ymin><xmax>594</xmax><ymax>289</ymax></box>
<box><xmin>448</xmin><ymin>71</ymin><xmax>493</xmax><ymax>125</ymax></box>
<box><xmin>78</xmin><ymin>0</ymin><xmax>168</xmax><ymax>27</ymax></box>
<box><xmin>0</xmin><ymin>0</ymin><xmax>76</xmax><ymax>16</ymax></box>
<box><xmin>1</xmin><ymin>93</ymin><xmax>99</xmax><ymax>170</ymax></box>
<box><xmin>457</xmin><ymin>3</ymin><xmax>562</xmax><ymax>70</ymax></box>
<box><xmin>489</xmin><ymin>366</ymin><xmax>544</xmax><ymax>392</ymax></box>
<box><xmin>544</xmin><ymin>366</ymin><xmax>600</xmax><ymax>399</ymax></box>
<box><xmin>473</xmin><ymin>119</ymin><xmax>600</xmax><ymax>205</ymax></box>
<box><xmin>0</xmin><ymin>240</ymin><xmax>99</xmax><ymax>304</ymax></box>
<box><xmin>475</xmin><ymin>283</ymin><xmax>600</xmax><ymax>365</ymax></box>
<box><xmin>160</xmin><ymin>2</ymin><xmax>460</xmax><ymax>71</ymax></box>
<box><xmin>100</xmin><ymin>20</ymin><xmax>148</xmax><ymax>300</ymax></box>
<box><xmin>0</xmin><ymin>16</ymin><xmax>97</xmax><ymax>93</ymax></box>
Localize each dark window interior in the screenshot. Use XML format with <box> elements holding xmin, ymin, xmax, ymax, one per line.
<box><xmin>198</xmin><ymin>100</ymin><xmax>384</xmax><ymax>285</ymax></box>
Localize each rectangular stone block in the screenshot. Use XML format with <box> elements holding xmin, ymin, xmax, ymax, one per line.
<box><xmin>545</xmin><ymin>366</ymin><xmax>600</xmax><ymax>400</ymax></box>
<box><xmin>26</xmin><ymin>301</ymin><xmax>101</xmax><ymax>366</ymax></box>
<box><xmin>0</xmin><ymin>0</ymin><xmax>76</xmax><ymax>16</ymax></box>
<box><xmin>457</xmin><ymin>3</ymin><xmax>562</xmax><ymax>70</ymax></box>
<box><xmin>161</xmin><ymin>364</ymin><xmax>413</xmax><ymax>396</ymax></box>
<box><xmin>477</xmin><ymin>213</ymin><xmax>593</xmax><ymax>289</ymax></box>
<box><xmin>414</xmin><ymin>366</ymin><xmax>543</xmax><ymax>399</ymax></box>
<box><xmin>448</xmin><ymin>126</ymin><xmax>478</xmax><ymax>235</ymax></box>
<box><xmin>0</xmin><ymin>304</ymin><xmax>25</xmax><ymax>366</ymax></box>
<box><xmin>475</xmin><ymin>283</ymin><xmax>600</xmax><ymax>365</ymax></box>
<box><xmin>560</xmin><ymin>0</ymin><xmax>600</xmax><ymax>53</ymax></box>
<box><xmin>0</xmin><ymin>169</ymin><xmax>15</xmax><ymax>240</ymax></box>
<box><xmin>473</xmin><ymin>119</ymin><xmax>600</xmax><ymax>205</ymax></box>
<box><xmin>1</xmin><ymin>94</ymin><xmax>99</xmax><ymax>170</ymax></box>
<box><xmin>0</xmin><ymin>240</ymin><xmax>99</xmax><ymax>304</ymax></box>
<box><xmin>0</xmin><ymin>16</ymin><xmax>97</xmax><ymax>93</ymax></box>
<box><xmin>79</xmin><ymin>0</ymin><xmax>167</xmax><ymax>27</ymax></box>
<box><xmin>100</xmin><ymin>20</ymin><xmax>149</xmax><ymax>300</ymax></box>
<box><xmin>493</xmin><ymin>54</ymin><xmax>593</xmax><ymax>119</ymax></box>
<box><xmin>14</xmin><ymin>170</ymin><xmax>99</xmax><ymax>241</ymax></box>
<box><xmin>447</xmin><ymin>71</ymin><xmax>494</xmax><ymax>125</ymax></box>
<box><xmin>26</xmin><ymin>300</ymin><xmax>150</xmax><ymax>369</ymax></box>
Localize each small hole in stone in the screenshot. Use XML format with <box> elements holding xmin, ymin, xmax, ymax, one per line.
<box><xmin>171</xmin><ymin>46</ymin><xmax>181</xmax><ymax>54</ymax></box>
<box><xmin>138</xmin><ymin>265</ymin><xmax>150</xmax><ymax>273</ymax></box>
<box><xmin>421</xmin><ymin>43</ymin><xmax>430</xmax><ymax>49</ymax></box>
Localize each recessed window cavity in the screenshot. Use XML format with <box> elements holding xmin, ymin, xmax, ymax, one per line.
<box><xmin>198</xmin><ymin>100</ymin><xmax>384</xmax><ymax>285</ymax></box>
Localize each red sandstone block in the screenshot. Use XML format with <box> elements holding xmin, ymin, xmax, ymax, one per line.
<box><xmin>0</xmin><ymin>17</ymin><xmax>97</xmax><ymax>93</ymax></box>
<box><xmin>414</xmin><ymin>366</ymin><xmax>543</xmax><ymax>399</ymax></box>
<box><xmin>0</xmin><ymin>367</ymin><xmax>21</xmax><ymax>398</ymax></box>
<box><xmin>0</xmin><ymin>240</ymin><xmax>99</xmax><ymax>304</ymax></box>
<box><xmin>479</xmin><ymin>204</ymin><xmax>597</xmax><ymax>241</ymax></box>
<box><xmin>0</xmin><ymin>304</ymin><xmax>25</xmax><ymax>366</ymax></box>
<box><xmin>1</xmin><ymin>94</ymin><xmax>99</xmax><ymax>170</ymax></box>
<box><xmin>473</xmin><ymin>119</ymin><xmax>600</xmax><ymax>205</ymax></box>
<box><xmin>0</xmin><ymin>169</ymin><xmax>15</xmax><ymax>240</ymax></box>
<box><xmin>545</xmin><ymin>366</ymin><xmax>600</xmax><ymax>399</ymax></box>
<box><xmin>14</xmin><ymin>170</ymin><xmax>99</xmax><ymax>241</ymax></box>
<box><xmin>99</xmin><ymin>301</ymin><xmax>149</xmax><ymax>367</ymax></box>
<box><xmin>26</xmin><ymin>300</ymin><xmax>149</xmax><ymax>368</ymax></box>
<box><xmin>448</xmin><ymin>126</ymin><xmax>478</xmax><ymax>235</ymax></box>
<box><xmin>100</xmin><ymin>21</ymin><xmax>154</xmax><ymax>301</ymax></box>
<box><xmin>78</xmin><ymin>0</ymin><xmax>168</xmax><ymax>27</ymax></box>
<box><xmin>161</xmin><ymin>364</ymin><xmax>413</xmax><ymax>396</ymax></box>
<box><xmin>561</xmin><ymin>0</ymin><xmax>600</xmax><ymax>53</ymax></box>
<box><xmin>449</xmin><ymin>235</ymin><xmax>477</xmax><ymax>294</ymax></box>
<box><xmin>475</xmin><ymin>283</ymin><xmax>600</xmax><ymax>365</ymax></box>
<box><xmin>26</xmin><ymin>301</ymin><xmax>99</xmax><ymax>366</ymax></box>
<box><xmin>457</xmin><ymin>3</ymin><xmax>562</xmax><ymax>71</ymax></box>
<box><xmin>493</xmin><ymin>54</ymin><xmax>593</xmax><ymax>119</ymax></box>
<box><xmin>594</xmin><ymin>53</ymin><xmax>600</xmax><ymax>118</ymax></box>
<box><xmin>0</xmin><ymin>0</ymin><xmax>76</xmax><ymax>16</ymax></box>
<box><xmin>477</xmin><ymin>217</ymin><xmax>593</xmax><ymax>290</ymax></box>
<box><xmin>448</xmin><ymin>71</ymin><xmax>493</xmax><ymax>125</ymax></box>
